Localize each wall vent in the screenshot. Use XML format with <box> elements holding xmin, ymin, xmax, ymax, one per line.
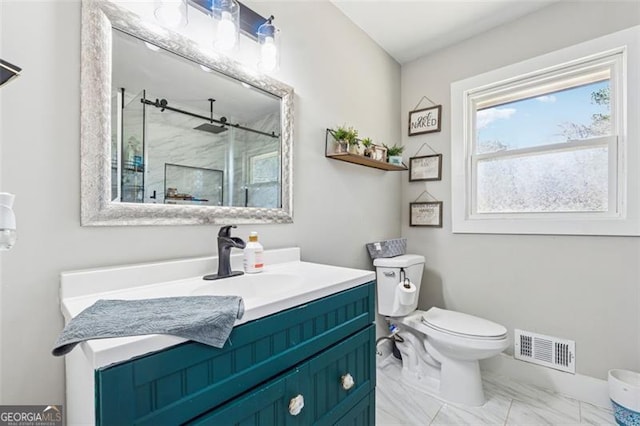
<box><xmin>514</xmin><ymin>329</ymin><xmax>575</xmax><ymax>374</ymax></box>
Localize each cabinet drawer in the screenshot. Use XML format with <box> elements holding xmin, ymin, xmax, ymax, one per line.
<box><xmin>95</xmin><ymin>282</ymin><xmax>375</xmax><ymax>426</ymax></box>
<box><xmin>335</xmin><ymin>390</ymin><xmax>375</xmax><ymax>426</ymax></box>
<box><xmin>188</xmin><ymin>325</ymin><xmax>376</xmax><ymax>426</ymax></box>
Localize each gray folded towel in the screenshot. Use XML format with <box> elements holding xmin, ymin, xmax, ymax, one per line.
<box><xmin>52</xmin><ymin>296</ymin><xmax>244</xmax><ymax>356</ymax></box>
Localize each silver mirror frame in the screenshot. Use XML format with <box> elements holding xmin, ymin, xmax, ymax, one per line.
<box><xmin>80</xmin><ymin>0</ymin><xmax>294</xmax><ymax>226</ymax></box>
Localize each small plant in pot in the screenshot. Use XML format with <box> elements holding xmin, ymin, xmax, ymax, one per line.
<box><xmin>332</xmin><ymin>125</ymin><xmax>358</xmax><ymax>154</ymax></box>
<box><xmin>361</xmin><ymin>137</ymin><xmax>373</xmax><ymax>157</ymax></box>
<box><xmin>345</xmin><ymin>128</ymin><xmax>359</xmax><ymax>154</ymax></box>
<box><xmin>384</xmin><ymin>143</ymin><xmax>405</xmax><ymax>165</ymax></box>
<box><xmin>347</xmin><ymin>138</ymin><xmax>360</xmax><ymax>154</ymax></box>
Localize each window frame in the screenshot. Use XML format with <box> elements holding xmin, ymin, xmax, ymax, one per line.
<box><xmin>451</xmin><ymin>26</ymin><xmax>640</xmax><ymax>236</ymax></box>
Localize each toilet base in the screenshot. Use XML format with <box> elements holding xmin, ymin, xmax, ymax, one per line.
<box><xmin>439</xmin><ymin>358</ymin><xmax>486</xmax><ymax>406</ymax></box>
<box><xmin>394</xmin><ymin>355</ymin><xmax>486</xmax><ymax>407</ymax></box>
<box><xmin>392</xmin><ymin>326</ymin><xmax>488</xmax><ymax>407</ymax></box>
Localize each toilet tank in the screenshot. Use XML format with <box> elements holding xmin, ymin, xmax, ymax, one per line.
<box><xmin>373</xmin><ymin>254</ymin><xmax>424</xmax><ymax>317</ymax></box>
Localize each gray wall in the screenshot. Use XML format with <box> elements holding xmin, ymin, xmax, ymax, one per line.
<box><xmin>401</xmin><ymin>1</ymin><xmax>640</xmax><ymax>380</ymax></box>
<box><xmin>0</xmin><ymin>1</ymin><xmax>401</xmax><ymax>404</ymax></box>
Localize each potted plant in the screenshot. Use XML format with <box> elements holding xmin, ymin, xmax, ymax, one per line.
<box><xmin>347</xmin><ymin>138</ymin><xmax>360</xmax><ymax>154</ymax></box>
<box><xmin>331</xmin><ymin>126</ymin><xmax>349</xmax><ymax>153</ymax></box>
<box><xmin>384</xmin><ymin>143</ymin><xmax>405</xmax><ymax>165</ymax></box>
<box><xmin>331</xmin><ymin>125</ymin><xmax>358</xmax><ymax>154</ymax></box>
<box><xmin>345</xmin><ymin>128</ymin><xmax>359</xmax><ymax>154</ymax></box>
<box><xmin>361</xmin><ymin>137</ymin><xmax>373</xmax><ymax>157</ymax></box>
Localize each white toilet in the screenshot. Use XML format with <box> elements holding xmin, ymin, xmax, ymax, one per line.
<box><xmin>374</xmin><ymin>254</ymin><xmax>509</xmax><ymax>406</ymax></box>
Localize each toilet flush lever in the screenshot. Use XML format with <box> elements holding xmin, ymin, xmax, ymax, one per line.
<box><xmin>383</xmin><ymin>271</ymin><xmax>396</xmax><ymax>277</ymax></box>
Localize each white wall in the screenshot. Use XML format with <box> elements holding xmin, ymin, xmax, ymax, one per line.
<box><xmin>401</xmin><ymin>1</ymin><xmax>640</xmax><ymax>380</ymax></box>
<box><xmin>0</xmin><ymin>0</ymin><xmax>400</xmax><ymax>404</ymax></box>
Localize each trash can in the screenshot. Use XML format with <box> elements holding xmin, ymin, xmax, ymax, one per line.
<box><xmin>609</xmin><ymin>369</ymin><xmax>640</xmax><ymax>426</ymax></box>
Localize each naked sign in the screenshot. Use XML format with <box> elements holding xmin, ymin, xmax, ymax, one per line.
<box><xmin>408</xmin><ymin>105</ymin><xmax>442</xmax><ymax>136</ymax></box>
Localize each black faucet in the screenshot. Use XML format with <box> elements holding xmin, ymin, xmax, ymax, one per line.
<box><xmin>203</xmin><ymin>225</ymin><xmax>247</xmax><ymax>281</ymax></box>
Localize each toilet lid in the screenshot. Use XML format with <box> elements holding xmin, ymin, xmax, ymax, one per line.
<box><xmin>422</xmin><ymin>307</ymin><xmax>507</xmax><ymax>339</ymax></box>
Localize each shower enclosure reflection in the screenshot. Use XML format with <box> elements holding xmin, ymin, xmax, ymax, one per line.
<box><xmin>111</xmin><ymin>29</ymin><xmax>282</xmax><ymax>209</ymax></box>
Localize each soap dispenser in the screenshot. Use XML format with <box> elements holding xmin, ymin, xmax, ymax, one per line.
<box><xmin>243</xmin><ymin>232</ymin><xmax>264</xmax><ymax>273</ymax></box>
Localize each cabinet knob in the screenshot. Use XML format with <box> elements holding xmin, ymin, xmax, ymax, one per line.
<box><xmin>341</xmin><ymin>373</ymin><xmax>355</xmax><ymax>390</ymax></box>
<box><xmin>288</xmin><ymin>394</ymin><xmax>304</xmax><ymax>416</ymax></box>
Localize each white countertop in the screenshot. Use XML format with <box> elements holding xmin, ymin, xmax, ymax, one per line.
<box><xmin>59</xmin><ymin>248</ymin><xmax>375</xmax><ymax>368</ymax></box>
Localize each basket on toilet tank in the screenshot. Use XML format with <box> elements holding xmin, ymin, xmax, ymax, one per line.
<box><xmin>373</xmin><ymin>254</ymin><xmax>424</xmax><ymax>317</ymax></box>
<box><xmin>609</xmin><ymin>369</ymin><xmax>640</xmax><ymax>426</ymax></box>
<box><xmin>366</xmin><ymin>238</ymin><xmax>406</xmax><ymax>260</ymax></box>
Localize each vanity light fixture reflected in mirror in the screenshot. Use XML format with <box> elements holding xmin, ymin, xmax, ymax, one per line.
<box><xmin>144</xmin><ymin>42</ymin><xmax>162</xmax><ymax>52</ymax></box>
<box><xmin>154</xmin><ymin>0</ymin><xmax>188</xmax><ymax>28</ymax></box>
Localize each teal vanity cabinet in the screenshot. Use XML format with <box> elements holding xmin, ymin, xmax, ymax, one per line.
<box><xmin>95</xmin><ymin>282</ymin><xmax>376</xmax><ymax>425</ymax></box>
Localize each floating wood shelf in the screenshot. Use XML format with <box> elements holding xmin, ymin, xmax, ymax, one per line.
<box><xmin>325</xmin><ymin>152</ymin><xmax>407</xmax><ymax>171</ymax></box>
<box><xmin>325</xmin><ymin>129</ymin><xmax>407</xmax><ymax>171</ymax></box>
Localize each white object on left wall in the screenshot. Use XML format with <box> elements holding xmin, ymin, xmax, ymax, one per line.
<box><xmin>0</xmin><ymin>193</ymin><xmax>16</xmax><ymax>250</ymax></box>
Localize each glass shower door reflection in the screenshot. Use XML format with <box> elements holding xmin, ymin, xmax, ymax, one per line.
<box><xmin>120</xmin><ymin>90</ymin><xmax>145</xmax><ymax>203</ymax></box>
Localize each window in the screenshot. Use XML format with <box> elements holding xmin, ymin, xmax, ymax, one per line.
<box><xmin>249</xmin><ymin>151</ymin><xmax>279</xmax><ymax>184</ymax></box>
<box><xmin>474</xmin><ymin>60</ymin><xmax>617</xmax><ymax>215</ymax></box>
<box><xmin>451</xmin><ymin>26</ymin><xmax>640</xmax><ymax>236</ymax></box>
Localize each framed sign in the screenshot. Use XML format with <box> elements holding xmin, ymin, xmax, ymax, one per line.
<box><xmin>371</xmin><ymin>145</ymin><xmax>388</xmax><ymax>162</ymax></box>
<box><xmin>408</xmin><ymin>105</ymin><xmax>442</xmax><ymax>136</ymax></box>
<box><xmin>409</xmin><ymin>154</ymin><xmax>442</xmax><ymax>182</ymax></box>
<box><xmin>410</xmin><ymin>201</ymin><xmax>443</xmax><ymax>227</ymax></box>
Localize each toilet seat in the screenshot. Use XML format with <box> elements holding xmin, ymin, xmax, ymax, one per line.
<box><xmin>421</xmin><ymin>307</ymin><xmax>507</xmax><ymax>340</ymax></box>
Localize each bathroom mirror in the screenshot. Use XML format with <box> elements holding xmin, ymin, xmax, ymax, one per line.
<box><xmin>81</xmin><ymin>0</ymin><xmax>294</xmax><ymax>225</ymax></box>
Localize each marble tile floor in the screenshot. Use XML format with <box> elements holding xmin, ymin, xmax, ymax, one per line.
<box><xmin>376</xmin><ymin>354</ymin><xmax>615</xmax><ymax>425</ymax></box>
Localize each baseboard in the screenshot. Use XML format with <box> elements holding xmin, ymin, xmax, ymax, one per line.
<box><xmin>481</xmin><ymin>353</ymin><xmax>610</xmax><ymax>409</ymax></box>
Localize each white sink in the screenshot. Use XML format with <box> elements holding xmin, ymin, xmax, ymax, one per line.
<box><xmin>190</xmin><ymin>273</ymin><xmax>303</xmax><ymax>301</ymax></box>
<box><xmin>60</xmin><ymin>248</ymin><xmax>376</xmax><ymax>368</ymax></box>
